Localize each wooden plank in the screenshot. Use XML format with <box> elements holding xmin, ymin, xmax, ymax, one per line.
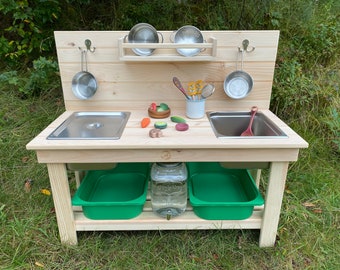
<box><xmin>54</xmin><ymin>30</ymin><xmax>279</xmax><ymax>48</ymax></box>
<box><xmin>56</xmin><ymin>47</ymin><xmax>279</xmax><ymax>63</ymax></box>
<box><xmin>259</xmin><ymin>162</ymin><xmax>289</xmax><ymax>247</ymax></box>
<box><xmin>58</xmin><ymin>62</ymin><xmax>276</xmax><ymax>82</ymax></box>
<box><xmin>74</xmin><ymin>209</ymin><xmax>263</xmax><ymax>231</ymax></box>
<box><xmin>54</xmin><ymin>31</ymin><xmax>279</xmax><ymax>111</ymax></box>
<box><xmin>47</xmin><ymin>163</ymin><xmax>77</xmax><ymax>245</ymax></box>
<box><xmin>26</xmin><ymin>109</ymin><xmax>308</xmax><ymax>153</ymax></box>
<box><xmin>36</xmin><ymin>149</ymin><xmax>300</xmax><ymax>163</ymax></box>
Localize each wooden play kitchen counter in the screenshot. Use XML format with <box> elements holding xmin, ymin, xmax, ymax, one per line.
<box><xmin>27</xmin><ymin>30</ymin><xmax>308</xmax><ymax>247</ymax></box>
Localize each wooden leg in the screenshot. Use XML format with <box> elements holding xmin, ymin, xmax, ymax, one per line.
<box><xmin>259</xmin><ymin>162</ymin><xmax>289</xmax><ymax>247</ymax></box>
<box><xmin>47</xmin><ymin>163</ymin><xmax>78</xmax><ymax>245</ymax></box>
<box><xmin>249</xmin><ymin>169</ymin><xmax>262</xmax><ymax>188</ymax></box>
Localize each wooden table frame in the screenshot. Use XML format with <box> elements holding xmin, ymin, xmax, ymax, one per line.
<box><xmin>42</xmin><ymin>148</ymin><xmax>291</xmax><ymax>247</ymax></box>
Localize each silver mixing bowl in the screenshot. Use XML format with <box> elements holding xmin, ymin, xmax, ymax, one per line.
<box><xmin>173</xmin><ymin>25</ymin><xmax>204</xmax><ymax>57</ymax></box>
<box><xmin>127</xmin><ymin>23</ymin><xmax>162</xmax><ymax>56</ymax></box>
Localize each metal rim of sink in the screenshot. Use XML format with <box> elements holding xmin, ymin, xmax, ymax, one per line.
<box><xmin>47</xmin><ymin>111</ymin><xmax>131</xmax><ymax>140</ymax></box>
<box><xmin>206</xmin><ymin>111</ymin><xmax>287</xmax><ymax>138</ymax></box>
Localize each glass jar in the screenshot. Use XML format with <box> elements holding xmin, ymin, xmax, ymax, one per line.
<box><xmin>150</xmin><ymin>162</ymin><xmax>188</xmax><ymax>220</ymax></box>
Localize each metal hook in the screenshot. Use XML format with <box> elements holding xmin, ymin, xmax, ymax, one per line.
<box><xmin>238</xmin><ymin>39</ymin><xmax>255</xmax><ymax>53</ymax></box>
<box><xmin>85</xmin><ymin>39</ymin><xmax>96</xmax><ymax>53</ymax></box>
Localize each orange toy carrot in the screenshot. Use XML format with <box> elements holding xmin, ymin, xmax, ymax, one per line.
<box><xmin>141</xmin><ymin>117</ymin><xmax>151</xmax><ymax>128</ymax></box>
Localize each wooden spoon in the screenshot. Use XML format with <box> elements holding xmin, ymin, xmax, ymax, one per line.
<box><xmin>241</xmin><ymin>106</ymin><xmax>258</xmax><ymax>136</ymax></box>
<box><xmin>173</xmin><ymin>77</ymin><xmax>190</xmax><ymax>100</ymax></box>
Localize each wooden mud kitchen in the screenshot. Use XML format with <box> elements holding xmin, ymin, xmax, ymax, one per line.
<box><xmin>26</xmin><ymin>30</ymin><xmax>308</xmax><ymax>247</ymax></box>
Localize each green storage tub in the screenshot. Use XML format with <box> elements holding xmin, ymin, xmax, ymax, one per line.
<box><xmin>188</xmin><ymin>162</ymin><xmax>264</xmax><ymax>220</ymax></box>
<box><xmin>72</xmin><ymin>163</ymin><xmax>149</xmax><ymax>220</ymax></box>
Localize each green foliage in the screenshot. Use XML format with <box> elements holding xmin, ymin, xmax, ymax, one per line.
<box><xmin>0</xmin><ymin>0</ymin><xmax>60</xmax><ymax>65</ymax></box>
<box><xmin>25</xmin><ymin>57</ymin><xmax>60</xmax><ymax>96</ymax></box>
<box><xmin>325</xmin><ymin>107</ymin><xmax>340</xmax><ymax>153</ymax></box>
<box><xmin>0</xmin><ymin>57</ymin><xmax>60</xmax><ymax>96</ymax></box>
<box><xmin>269</xmin><ymin>0</ymin><xmax>340</xmax><ymax>151</ymax></box>
<box><xmin>271</xmin><ymin>59</ymin><xmax>332</xmax><ymax>118</ymax></box>
<box><xmin>270</xmin><ymin>0</ymin><xmax>340</xmax><ymax>69</ymax></box>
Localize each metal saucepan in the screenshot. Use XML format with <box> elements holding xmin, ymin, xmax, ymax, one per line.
<box><xmin>171</xmin><ymin>25</ymin><xmax>205</xmax><ymax>57</ymax></box>
<box><xmin>126</xmin><ymin>23</ymin><xmax>163</xmax><ymax>56</ymax></box>
<box><xmin>224</xmin><ymin>49</ymin><xmax>253</xmax><ymax>99</ymax></box>
<box><xmin>72</xmin><ymin>50</ymin><xmax>97</xmax><ymax>100</ymax></box>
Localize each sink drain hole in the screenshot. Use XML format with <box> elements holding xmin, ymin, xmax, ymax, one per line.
<box><xmin>86</xmin><ymin>122</ymin><xmax>103</xmax><ymax>130</ymax></box>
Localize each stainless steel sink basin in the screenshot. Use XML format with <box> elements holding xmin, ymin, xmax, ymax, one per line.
<box><xmin>47</xmin><ymin>112</ymin><xmax>130</xmax><ymax>140</ymax></box>
<box><xmin>207</xmin><ymin>111</ymin><xmax>287</xmax><ymax>138</ymax></box>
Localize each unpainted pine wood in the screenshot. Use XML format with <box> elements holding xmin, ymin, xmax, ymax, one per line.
<box><xmin>36</xmin><ymin>148</ymin><xmax>300</xmax><ymax>164</ymax></box>
<box><xmin>47</xmin><ymin>163</ymin><xmax>77</xmax><ymax>245</ymax></box>
<box><xmin>259</xmin><ymin>162</ymin><xmax>289</xmax><ymax>247</ymax></box>
<box><xmin>73</xmin><ymin>210</ymin><xmax>263</xmax><ymax>231</ymax></box>
<box><xmin>54</xmin><ymin>31</ymin><xmax>279</xmax><ymax>111</ymax></box>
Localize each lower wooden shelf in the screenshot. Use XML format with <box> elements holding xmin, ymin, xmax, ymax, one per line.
<box><xmin>73</xmin><ymin>203</ymin><xmax>263</xmax><ymax>232</ymax></box>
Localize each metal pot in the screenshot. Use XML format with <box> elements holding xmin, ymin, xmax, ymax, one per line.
<box><xmin>126</xmin><ymin>23</ymin><xmax>163</xmax><ymax>56</ymax></box>
<box><xmin>172</xmin><ymin>25</ymin><xmax>204</xmax><ymax>57</ymax></box>
<box><xmin>224</xmin><ymin>49</ymin><xmax>253</xmax><ymax>99</ymax></box>
<box><xmin>71</xmin><ymin>50</ymin><xmax>97</xmax><ymax>100</ymax></box>
<box><xmin>224</xmin><ymin>70</ymin><xmax>253</xmax><ymax>99</ymax></box>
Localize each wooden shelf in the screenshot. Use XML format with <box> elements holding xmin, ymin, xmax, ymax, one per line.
<box><xmin>73</xmin><ymin>202</ymin><xmax>263</xmax><ymax>231</ymax></box>
<box><xmin>118</xmin><ymin>37</ymin><xmax>217</xmax><ymax>62</ymax></box>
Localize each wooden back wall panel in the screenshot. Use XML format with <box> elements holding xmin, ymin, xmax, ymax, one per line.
<box><xmin>54</xmin><ymin>30</ymin><xmax>279</xmax><ymax>111</ymax></box>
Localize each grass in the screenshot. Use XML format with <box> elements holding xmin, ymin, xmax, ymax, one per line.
<box><xmin>0</xmin><ymin>90</ymin><xmax>339</xmax><ymax>269</ymax></box>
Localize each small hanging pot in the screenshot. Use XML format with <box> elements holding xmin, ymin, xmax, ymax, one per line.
<box><xmin>71</xmin><ymin>50</ymin><xmax>98</xmax><ymax>100</ymax></box>
<box><xmin>224</xmin><ymin>48</ymin><xmax>253</xmax><ymax>99</ymax></box>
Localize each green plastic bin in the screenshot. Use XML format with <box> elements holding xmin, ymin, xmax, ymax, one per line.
<box><xmin>188</xmin><ymin>162</ymin><xmax>264</xmax><ymax>220</ymax></box>
<box><xmin>72</xmin><ymin>163</ymin><xmax>149</xmax><ymax>220</ymax></box>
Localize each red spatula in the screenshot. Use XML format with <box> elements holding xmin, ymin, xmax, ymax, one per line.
<box><xmin>241</xmin><ymin>106</ymin><xmax>258</xmax><ymax>136</ymax></box>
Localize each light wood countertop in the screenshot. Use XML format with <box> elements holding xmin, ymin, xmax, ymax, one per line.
<box><xmin>26</xmin><ymin>109</ymin><xmax>308</xmax><ymax>151</ymax></box>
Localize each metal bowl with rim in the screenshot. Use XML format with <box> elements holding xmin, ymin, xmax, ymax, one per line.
<box><xmin>224</xmin><ymin>70</ymin><xmax>253</xmax><ymax>99</ymax></box>
<box><xmin>127</xmin><ymin>23</ymin><xmax>163</xmax><ymax>56</ymax></box>
<box><xmin>72</xmin><ymin>71</ymin><xmax>97</xmax><ymax>99</ymax></box>
<box><xmin>173</xmin><ymin>25</ymin><xmax>204</xmax><ymax>57</ymax></box>
<box><xmin>71</xmin><ymin>50</ymin><xmax>97</xmax><ymax>100</ymax></box>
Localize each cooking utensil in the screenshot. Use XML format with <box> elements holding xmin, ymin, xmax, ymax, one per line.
<box><xmin>188</xmin><ymin>81</ymin><xmax>197</xmax><ymax>100</ymax></box>
<box><xmin>126</xmin><ymin>23</ymin><xmax>163</xmax><ymax>56</ymax></box>
<box><xmin>201</xmin><ymin>84</ymin><xmax>215</xmax><ymax>99</ymax></box>
<box><xmin>240</xmin><ymin>106</ymin><xmax>258</xmax><ymax>136</ymax></box>
<box><xmin>71</xmin><ymin>50</ymin><xmax>98</xmax><ymax>100</ymax></box>
<box><xmin>224</xmin><ymin>48</ymin><xmax>253</xmax><ymax>99</ymax></box>
<box><xmin>173</xmin><ymin>77</ymin><xmax>190</xmax><ymax>100</ymax></box>
<box><xmin>172</xmin><ymin>25</ymin><xmax>204</xmax><ymax>57</ymax></box>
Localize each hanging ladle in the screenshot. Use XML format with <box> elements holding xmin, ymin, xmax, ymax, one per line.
<box><xmin>240</xmin><ymin>106</ymin><xmax>258</xmax><ymax>136</ymax></box>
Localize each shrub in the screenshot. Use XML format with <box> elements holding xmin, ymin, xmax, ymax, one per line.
<box><xmin>0</xmin><ymin>57</ymin><xmax>60</xmax><ymax>97</ymax></box>
<box><xmin>0</xmin><ymin>0</ymin><xmax>60</xmax><ymax>66</ymax></box>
